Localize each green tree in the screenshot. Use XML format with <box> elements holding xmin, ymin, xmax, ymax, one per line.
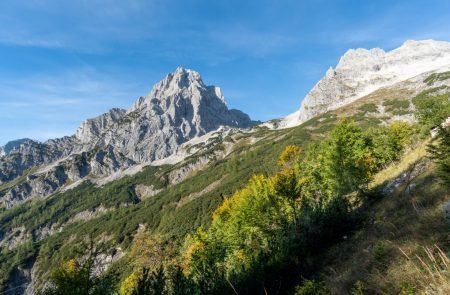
<box><xmin>39</xmin><ymin>239</ymin><xmax>115</xmax><ymax>295</ymax></box>
<box><xmin>323</xmin><ymin>119</ymin><xmax>376</xmax><ymax>196</ymax></box>
<box><xmin>369</xmin><ymin>122</ymin><xmax>414</xmax><ymax>167</ymax></box>
<box><xmin>131</xmin><ymin>267</ymin><xmax>165</xmax><ymax>295</ymax></box>
<box><xmin>40</xmin><ymin>258</ymin><xmax>114</xmax><ymax>295</ymax></box>
<box><xmin>413</xmin><ymin>93</ymin><xmax>450</xmax><ymax>129</ymax></box>
<box><xmin>182</xmin><ymin>175</ymin><xmax>289</xmax><ymax>292</ymax></box>
<box><xmin>414</xmin><ymin>92</ymin><xmax>450</xmax><ymax>185</ymax></box>
<box><xmin>428</xmin><ymin>128</ymin><xmax>450</xmax><ymax>185</ymax></box>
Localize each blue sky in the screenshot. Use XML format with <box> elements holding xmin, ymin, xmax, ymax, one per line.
<box><xmin>1</xmin><ymin>0</ymin><xmax>450</xmax><ymax>145</ymax></box>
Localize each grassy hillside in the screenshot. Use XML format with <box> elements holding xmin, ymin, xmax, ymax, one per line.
<box><xmin>320</xmin><ymin>147</ymin><xmax>449</xmax><ymax>294</ymax></box>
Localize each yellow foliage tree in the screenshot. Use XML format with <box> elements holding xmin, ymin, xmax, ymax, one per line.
<box><xmin>278</xmin><ymin>145</ymin><xmax>302</xmax><ymax>168</ymax></box>
<box><xmin>119</xmin><ymin>272</ymin><xmax>139</xmax><ymax>295</ymax></box>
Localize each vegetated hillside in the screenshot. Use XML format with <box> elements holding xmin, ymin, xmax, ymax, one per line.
<box><xmin>0</xmin><ymin>114</ymin><xmax>311</xmax><ymax>293</ymax></box>
<box><xmin>0</xmin><ymin>71</ymin><xmax>449</xmax><ymax>294</ymax></box>
<box><xmin>320</xmin><ymin>143</ymin><xmax>449</xmax><ymax>294</ymax></box>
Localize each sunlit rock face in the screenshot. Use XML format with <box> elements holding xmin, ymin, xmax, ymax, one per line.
<box><xmin>0</xmin><ymin>67</ymin><xmax>254</xmax><ymax>208</ymax></box>
<box><xmin>281</xmin><ymin>39</ymin><xmax>450</xmax><ymax>128</ymax></box>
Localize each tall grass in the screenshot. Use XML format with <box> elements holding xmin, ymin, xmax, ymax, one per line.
<box><xmin>398</xmin><ymin>245</ymin><xmax>450</xmax><ymax>294</ymax></box>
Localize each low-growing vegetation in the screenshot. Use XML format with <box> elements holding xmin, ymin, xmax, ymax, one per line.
<box><xmin>424</xmin><ymin>71</ymin><xmax>450</xmax><ymax>86</ymax></box>
<box><xmin>357</xmin><ymin>103</ymin><xmax>378</xmax><ymax>114</ymax></box>
<box><xmin>382</xmin><ymin>98</ymin><xmax>410</xmax><ymax>115</ymax></box>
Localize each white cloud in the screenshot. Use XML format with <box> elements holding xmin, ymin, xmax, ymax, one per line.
<box><xmin>0</xmin><ymin>67</ymin><xmax>148</xmax><ymax>143</ymax></box>
<box><xmin>0</xmin><ymin>34</ymin><xmax>65</xmax><ymax>48</ymax></box>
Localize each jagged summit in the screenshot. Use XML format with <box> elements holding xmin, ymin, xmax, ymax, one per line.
<box><xmin>122</xmin><ymin>67</ymin><xmax>252</xmax><ymax>148</ymax></box>
<box><xmin>281</xmin><ymin>39</ymin><xmax>450</xmax><ymax>128</ymax></box>
<box><xmin>0</xmin><ymin>67</ymin><xmax>254</xmax><ymax>208</ymax></box>
<box><xmin>0</xmin><ymin>138</ymin><xmax>35</xmax><ymax>156</ymax></box>
<box><xmin>74</xmin><ymin>67</ymin><xmax>253</xmax><ymax>156</ymax></box>
<box><xmin>131</xmin><ymin>67</ymin><xmax>226</xmax><ymax>111</ymax></box>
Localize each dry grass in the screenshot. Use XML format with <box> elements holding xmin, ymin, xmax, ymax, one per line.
<box><xmin>332</xmin><ymin>87</ymin><xmax>416</xmax><ymax>119</ymax></box>
<box><xmin>394</xmin><ymin>245</ymin><xmax>450</xmax><ymax>294</ymax></box>
<box><xmin>319</xmin><ymin>151</ymin><xmax>450</xmax><ymax>294</ymax></box>
<box><xmin>370</xmin><ymin>140</ymin><xmax>429</xmax><ymax>189</ymax></box>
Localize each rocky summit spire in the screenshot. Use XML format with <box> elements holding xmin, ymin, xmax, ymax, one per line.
<box><xmin>111</xmin><ymin>67</ymin><xmax>253</xmax><ymax>162</ymax></box>
<box><xmin>72</xmin><ymin>67</ymin><xmax>254</xmax><ymax>162</ymax></box>
<box><xmin>131</xmin><ymin>67</ymin><xmax>226</xmax><ymax>110</ymax></box>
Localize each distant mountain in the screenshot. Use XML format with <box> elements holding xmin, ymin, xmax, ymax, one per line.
<box><xmin>1</xmin><ymin>138</ymin><xmax>34</xmax><ymax>155</ymax></box>
<box><xmin>0</xmin><ymin>67</ymin><xmax>254</xmax><ymax>208</ymax></box>
<box><xmin>281</xmin><ymin>39</ymin><xmax>450</xmax><ymax>127</ymax></box>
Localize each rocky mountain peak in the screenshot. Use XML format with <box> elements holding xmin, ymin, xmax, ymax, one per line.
<box><xmin>131</xmin><ymin>67</ymin><xmax>226</xmax><ymax>112</ymax></box>
<box><xmin>153</xmin><ymin>67</ymin><xmax>203</xmax><ymax>96</ymax></box>
<box><xmin>1</xmin><ymin>138</ymin><xmax>36</xmax><ymax>155</ymax></box>
<box><xmin>116</xmin><ymin>67</ymin><xmax>253</xmax><ymax>162</ymax></box>
<box><xmin>280</xmin><ymin>39</ymin><xmax>450</xmax><ymax>128</ymax></box>
<box><xmin>336</xmin><ymin>47</ymin><xmax>385</xmax><ymax>72</ymax></box>
<box><xmin>0</xmin><ymin>67</ymin><xmax>254</xmax><ymax>208</ymax></box>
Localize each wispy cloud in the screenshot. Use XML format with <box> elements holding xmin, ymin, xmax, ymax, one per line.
<box><xmin>0</xmin><ymin>67</ymin><xmax>147</xmax><ymax>144</ymax></box>
<box><xmin>0</xmin><ymin>34</ymin><xmax>65</xmax><ymax>48</ymax></box>
<box><xmin>1</xmin><ymin>0</ymin><xmax>450</xmax><ymax>144</ymax></box>
<box><xmin>318</xmin><ymin>1</ymin><xmax>450</xmax><ymax>51</ymax></box>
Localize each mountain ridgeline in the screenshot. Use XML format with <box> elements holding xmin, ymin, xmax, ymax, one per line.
<box><xmin>0</xmin><ymin>40</ymin><xmax>449</xmax><ymax>295</ymax></box>
<box><xmin>281</xmin><ymin>39</ymin><xmax>450</xmax><ymax>127</ymax></box>
<box><xmin>0</xmin><ymin>67</ymin><xmax>254</xmax><ymax>209</ymax></box>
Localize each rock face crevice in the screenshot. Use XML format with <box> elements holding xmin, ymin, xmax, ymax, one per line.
<box><xmin>0</xmin><ymin>67</ymin><xmax>254</xmax><ymax>208</ymax></box>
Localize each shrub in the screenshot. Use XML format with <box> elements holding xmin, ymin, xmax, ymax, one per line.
<box><xmin>358</xmin><ymin>103</ymin><xmax>378</xmax><ymax>113</ymax></box>
<box><xmin>382</xmin><ymin>99</ymin><xmax>410</xmax><ymax>114</ymax></box>
<box><xmin>372</xmin><ymin>241</ymin><xmax>389</xmax><ymax>262</ymax></box>
<box><xmin>294</xmin><ymin>279</ymin><xmax>331</xmax><ymax>295</ymax></box>
<box><xmin>424</xmin><ymin>71</ymin><xmax>450</xmax><ymax>86</ymax></box>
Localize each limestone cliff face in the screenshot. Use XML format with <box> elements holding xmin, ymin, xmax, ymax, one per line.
<box><xmin>102</xmin><ymin>67</ymin><xmax>253</xmax><ymax>162</ymax></box>
<box><xmin>281</xmin><ymin>40</ymin><xmax>450</xmax><ymax>127</ymax></box>
<box><xmin>0</xmin><ymin>68</ymin><xmax>254</xmax><ymax>208</ymax></box>
<box><xmin>75</xmin><ymin>108</ymin><xmax>127</xmax><ymax>145</ymax></box>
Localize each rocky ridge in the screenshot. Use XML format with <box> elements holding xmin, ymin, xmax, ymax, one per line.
<box><xmin>0</xmin><ymin>67</ymin><xmax>254</xmax><ymax>208</ymax></box>
<box><xmin>281</xmin><ymin>39</ymin><xmax>450</xmax><ymax>127</ymax></box>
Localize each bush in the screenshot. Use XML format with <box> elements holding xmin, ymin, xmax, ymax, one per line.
<box><xmin>372</xmin><ymin>241</ymin><xmax>389</xmax><ymax>262</ymax></box>
<box><xmin>358</xmin><ymin>103</ymin><xmax>378</xmax><ymax>113</ymax></box>
<box><xmin>382</xmin><ymin>99</ymin><xmax>410</xmax><ymax>114</ymax></box>
<box><xmin>294</xmin><ymin>279</ymin><xmax>331</xmax><ymax>295</ymax></box>
<box><xmin>424</xmin><ymin>71</ymin><xmax>450</xmax><ymax>86</ymax></box>
<box><xmin>413</xmin><ymin>91</ymin><xmax>450</xmax><ymax>185</ymax></box>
